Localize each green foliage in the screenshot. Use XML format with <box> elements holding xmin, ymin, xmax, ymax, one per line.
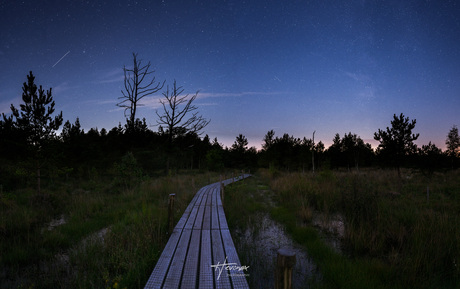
<box><xmin>226</xmin><ymin>172</ymin><xmax>399</xmax><ymax>289</ymax></box>
<box><xmin>113</xmin><ymin>152</ymin><xmax>143</xmax><ymax>190</ymax></box>
<box><xmin>1</xmin><ymin>170</ymin><xmax>218</xmax><ymax>288</ymax></box>
<box><xmin>269</xmin><ymin>169</ymin><xmax>460</xmax><ymax>289</ymax></box>
<box><xmin>205</xmin><ymin>149</ymin><xmax>224</xmax><ymax>171</ymax></box>
<box><xmin>224</xmin><ymin>177</ymin><xmax>267</xmax><ymax>230</ymax></box>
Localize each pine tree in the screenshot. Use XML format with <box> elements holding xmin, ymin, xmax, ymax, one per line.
<box><xmin>374</xmin><ymin>113</ymin><xmax>419</xmax><ymax>178</ymax></box>
<box><xmin>9</xmin><ymin>71</ymin><xmax>63</xmax><ymax>194</ymax></box>
<box><xmin>446</xmin><ymin>125</ymin><xmax>460</xmax><ymax>168</ymax></box>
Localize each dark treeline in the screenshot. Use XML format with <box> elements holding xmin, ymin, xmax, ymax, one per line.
<box><xmin>1</xmin><ymin>71</ymin><xmax>459</xmax><ymax>193</ymax></box>
<box><xmin>1</xmin><ymin>113</ymin><xmax>459</xmax><ymax>191</ymax></box>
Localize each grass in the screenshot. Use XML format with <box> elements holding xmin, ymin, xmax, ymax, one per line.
<box><xmin>0</xmin><ymin>167</ymin><xmax>220</xmax><ymax>288</ymax></box>
<box><xmin>225</xmin><ymin>168</ymin><xmax>460</xmax><ymax>289</ymax></box>
<box><xmin>3</xmin><ymin>166</ymin><xmax>458</xmax><ymax>288</ymax></box>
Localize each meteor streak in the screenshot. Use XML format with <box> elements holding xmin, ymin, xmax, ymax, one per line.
<box><xmin>52</xmin><ymin>50</ymin><xmax>70</xmax><ymax>67</ymax></box>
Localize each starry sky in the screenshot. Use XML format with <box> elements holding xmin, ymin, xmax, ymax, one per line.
<box><xmin>1</xmin><ymin>0</ymin><xmax>459</xmax><ymax>150</ymax></box>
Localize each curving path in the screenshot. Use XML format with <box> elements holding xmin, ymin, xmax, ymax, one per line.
<box><xmin>144</xmin><ymin>174</ymin><xmax>251</xmax><ymax>289</ymax></box>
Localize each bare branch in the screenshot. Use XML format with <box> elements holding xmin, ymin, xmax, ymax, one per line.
<box><xmin>155</xmin><ymin>80</ymin><xmax>210</xmax><ymax>144</ymax></box>
<box><xmin>117</xmin><ymin>53</ymin><xmax>165</xmax><ymax>130</ymax></box>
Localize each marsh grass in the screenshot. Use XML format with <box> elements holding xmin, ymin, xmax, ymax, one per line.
<box><xmin>1</xmin><ymin>169</ymin><xmax>219</xmax><ymax>288</ymax></box>
<box><xmin>268</xmin><ymin>168</ymin><xmax>460</xmax><ymax>289</ymax></box>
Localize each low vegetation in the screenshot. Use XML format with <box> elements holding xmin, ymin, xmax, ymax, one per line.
<box><xmin>226</xmin><ymin>169</ymin><xmax>460</xmax><ymax>289</ymax></box>
<box><xmin>0</xmin><ymin>167</ymin><xmax>219</xmax><ymax>288</ymax></box>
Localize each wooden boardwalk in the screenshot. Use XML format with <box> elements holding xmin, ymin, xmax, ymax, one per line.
<box><xmin>144</xmin><ymin>174</ymin><xmax>251</xmax><ymax>289</ymax></box>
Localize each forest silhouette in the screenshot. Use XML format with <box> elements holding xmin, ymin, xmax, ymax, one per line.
<box><xmin>1</xmin><ymin>70</ymin><xmax>459</xmax><ymax>194</ymax></box>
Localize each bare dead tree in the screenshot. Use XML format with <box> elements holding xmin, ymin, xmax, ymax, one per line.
<box><xmin>156</xmin><ymin>80</ymin><xmax>210</xmax><ymax>145</ymax></box>
<box><xmin>117</xmin><ymin>53</ymin><xmax>164</xmax><ymax>131</ymax></box>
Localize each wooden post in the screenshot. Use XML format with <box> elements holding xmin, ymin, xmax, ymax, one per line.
<box><xmin>275</xmin><ymin>248</ymin><xmax>296</xmax><ymax>289</ymax></box>
<box><xmin>168</xmin><ymin>194</ymin><xmax>176</xmax><ymax>235</ymax></box>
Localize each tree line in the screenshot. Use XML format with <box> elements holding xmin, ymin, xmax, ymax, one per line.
<box><xmin>1</xmin><ymin>58</ymin><xmax>459</xmax><ymax>194</ymax></box>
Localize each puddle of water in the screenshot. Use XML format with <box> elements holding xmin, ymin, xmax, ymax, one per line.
<box><xmin>233</xmin><ymin>213</ymin><xmax>322</xmax><ymax>289</ymax></box>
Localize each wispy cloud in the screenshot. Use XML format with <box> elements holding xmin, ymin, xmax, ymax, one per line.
<box><xmin>97</xmin><ymin>76</ymin><xmax>125</xmax><ymax>84</ymax></box>
<box><xmin>344</xmin><ymin>71</ymin><xmax>377</xmax><ymax>101</ymax></box>
<box><xmin>93</xmin><ymin>68</ymin><xmax>124</xmax><ymax>84</ymax></box>
<box><xmin>97</xmin><ymin>99</ymin><xmax>118</xmax><ymax>105</ymax></box>
<box><xmin>108</xmin><ymin>107</ymin><xmax>125</xmax><ymax>113</ymax></box>
<box><xmin>136</xmin><ymin>90</ymin><xmax>283</xmax><ymax>109</ymax></box>
<box><xmin>198</xmin><ymin>102</ymin><xmax>218</xmax><ymax>106</ymax></box>
<box><xmin>53</xmin><ymin>82</ymin><xmax>72</xmax><ymax>94</ymax></box>
<box><xmin>345</xmin><ymin>71</ymin><xmax>370</xmax><ymax>82</ymax></box>
<box><xmin>197</xmin><ymin>91</ymin><xmax>283</xmax><ymax>99</ymax></box>
<box><xmin>90</xmin><ymin>90</ymin><xmax>282</xmax><ymax>112</ymax></box>
<box><xmin>138</xmin><ymin>95</ymin><xmax>163</xmax><ymax>109</ymax></box>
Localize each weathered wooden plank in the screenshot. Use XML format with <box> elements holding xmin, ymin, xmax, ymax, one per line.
<box><xmin>199</xmin><ymin>229</ymin><xmax>214</xmax><ymax>289</ymax></box>
<box><xmin>216</xmin><ymin>185</ymin><xmax>223</xmax><ymax>207</ymax></box>
<box><xmin>163</xmin><ymin>229</ymin><xmax>192</xmax><ymax>288</ymax></box>
<box><xmin>202</xmin><ymin>201</ymin><xmax>211</xmax><ymax>230</ymax></box>
<box><xmin>174</xmin><ymin>210</ymin><xmax>190</xmax><ymax>230</ymax></box>
<box><xmin>221</xmin><ymin>229</ymin><xmax>250</xmax><ymax>289</ymax></box>
<box><xmin>211</xmin><ymin>229</ymin><xmax>232</xmax><ymax>289</ymax></box>
<box><xmin>193</xmin><ymin>193</ymin><xmax>207</xmax><ymax>230</ymax></box>
<box><xmin>184</xmin><ymin>190</ymin><xmax>205</xmax><ymax>229</ymax></box>
<box><xmin>211</xmin><ymin>188</ymin><xmax>220</xmax><ymax>230</ymax></box>
<box><xmin>186</xmin><ymin>186</ymin><xmax>206</xmax><ymax>211</ymax></box>
<box><xmin>144</xmin><ymin>229</ymin><xmax>182</xmax><ymax>289</ymax></box>
<box><xmin>175</xmin><ymin>188</ymin><xmax>204</xmax><ymax>229</ymax></box>
<box><xmin>180</xmin><ymin>229</ymin><xmax>201</xmax><ymax>289</ymax></box>
<box><xmin>184</xmin><ymin>204</ymin><xmax>199</xmax><ymax>229</ymax></box>
<box><xmin>205</xmin><ymin>187</ymin><xmax>213</xmax><ymax>206</ymax></box>
<box><xmin>217</xmin><ymin>204</ymin><xmax>228</xmax><ymax>230</ymax></box>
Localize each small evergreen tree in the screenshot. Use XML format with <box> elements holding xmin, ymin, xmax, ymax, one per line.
<box><xmin>231</xmin><ymin>134</ymin><xmax>249</xmax><ymax>153</ymax></box>
<box><xmin>9</xmin><ymin>71</ymin><xmax>63</xmax><ymax>194</ymax></box>
<box><xmin>446</xmin><ymin>125</ymin><xmax>460</xmax><ymax>168</ymax></box>
<box><xmin>418</xmin><ymin>141</ymin><xmax>442</xmax><ymax>175</ymax></box>
<box><xmin>374</xmin><ymin>113</ymin><xmax>419</xmax><ymax>178</ymax></box>
<box><xmin>230</xmin><ymin>134</ymin><xmax>249</xmax><ymax>168</ymax></box>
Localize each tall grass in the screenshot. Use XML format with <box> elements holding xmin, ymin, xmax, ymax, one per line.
<box><xmin>267</xmin><ymin>168</ymin><xmax>460</xmax><ymax>288</ymax></box>
<box><xmin>0</xmin><ymin>165</ymin><xmax>220</xmax><ymax>288</ymax></box>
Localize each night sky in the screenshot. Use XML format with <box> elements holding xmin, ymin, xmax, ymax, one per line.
<box><xmin>1</xmin><ymin>0</ymin><xmax>459</xmax><ymax>149</ymax></box>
